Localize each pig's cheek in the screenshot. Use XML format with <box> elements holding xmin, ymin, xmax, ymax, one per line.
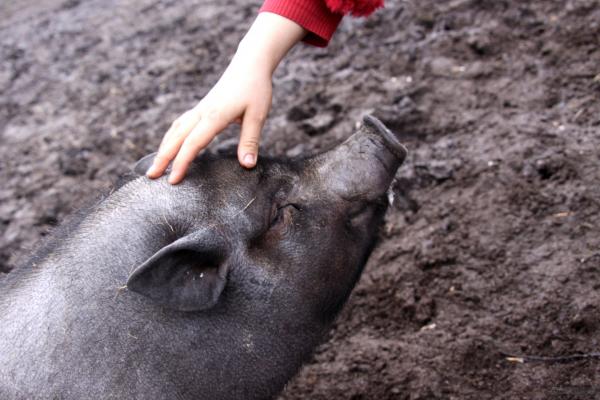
<box><xmin>346</xmin><ymin>205</ymin><xmax>376</xmax><ymax>232</ymax></box>
<box><xmin>315</xmin><ymin>216</ymin><xmax>329</xmax><ymax>229</ymax></box>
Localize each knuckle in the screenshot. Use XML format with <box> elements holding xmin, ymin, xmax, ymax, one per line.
<box><xmin>171</xmin><ymin>118</ymin><xmax>182</xmax><ymax>129</ymax></box>
<box><xmin>188</xmin><ymin>130</ymin><xmax>210</xmax><ymax>146</ymax></box>
<box><xmin>241</xmin><ymin>138</ymin><xmax>260</xmax><ymax>149</ymax></box>
<box><xmin>171</xmin><ymin>109</ymin><xmax>196</xmax><ymax>129</ymax></box>
<box><xmin>248</xmin><ymin>112</ymin><xmax>266</xmax><ymax>125</ymax></box>
<box><xmin>181</xmin><ymin>109</ymin><xmax>196</xmax><ymax>119</ymax></box>
<box><xmin>203</xmin><ymin>107</ymin><xmax>220</xmax><ymax>122</ymax></box>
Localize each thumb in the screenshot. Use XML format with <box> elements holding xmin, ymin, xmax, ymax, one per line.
<box><xmin>238</xmin><ymin>112</ymin><xmax>266</xmax><ymax>168</ymax></box>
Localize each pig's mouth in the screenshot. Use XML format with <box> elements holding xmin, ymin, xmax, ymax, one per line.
<box><xmin>362</xmin><ymin>115</ymin><xmax>407</xmax><ymax>162</ymax></box>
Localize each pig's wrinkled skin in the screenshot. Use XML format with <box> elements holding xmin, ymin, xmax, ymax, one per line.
<box><xmin>0</xmin><ymin>116</ymin><xmax>406</xmax><ymax>400</ymax></box>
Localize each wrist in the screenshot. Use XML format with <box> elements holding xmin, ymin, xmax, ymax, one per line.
<box><xmin>235</xmin><ymin>12</ymin><xmax>307</xmax><ymax>75</ymax></box>
<box><xmin>231</xmin><ymin>40</ymin><xmax>277</xmax><ymax>78</ymax></box>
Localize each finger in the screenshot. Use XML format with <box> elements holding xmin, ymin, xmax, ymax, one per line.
<box><xmin>147</xmin><ymin>111</ymin><xmax>201</xmax><ymax>178</ymax></box>
<box><xmin>168</xmin><ymin>117</ymin><xmax>229</xmax><ymax>184</ymax></box>
<box><xmin>238</xmin><ymin>111</ymin><xmax>266</xmax><ymax>169</ymax></box>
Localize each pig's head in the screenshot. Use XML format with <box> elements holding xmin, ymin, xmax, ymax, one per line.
<box><xmin>126</xmin><ymin>115</ymin><xmax>406</xmax><ymax>332</ymax></box>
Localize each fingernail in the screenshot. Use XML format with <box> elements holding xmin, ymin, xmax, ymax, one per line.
<box><xmin>146</xmin><ymin>165</ymin><xmax>156</xmax><ymax>177</ymax></box>
<box><xmin>243</xmin><ymin>153</ymin><xmax>256</xmax><ymax>166</ymax></box>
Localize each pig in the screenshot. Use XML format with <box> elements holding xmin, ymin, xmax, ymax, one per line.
<box><xmin>0</xmin><ymin>116</ymin><xmax>407</xmax><ymax>400</ymax></box>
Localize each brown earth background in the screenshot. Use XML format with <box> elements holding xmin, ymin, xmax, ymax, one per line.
<box><xmin>1</xmin><ymin>0</ymin><xmax>600</xmax><ymax>399</ymax></box>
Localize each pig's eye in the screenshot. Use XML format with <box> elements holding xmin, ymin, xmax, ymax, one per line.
<box><xmin>269</xmin><ymin>203</ymin><xmax>299</xmax><ymax>228</ymax></box>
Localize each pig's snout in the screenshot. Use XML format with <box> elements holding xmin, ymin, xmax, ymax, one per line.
<box><xmin>362</xmin><ymin>115</ymin><xmax>407</xmax><ymax>164</ymax></box>
<box><xmin>317</xmin><ymin>115</ymin><xmax>407</xmax><ymax>201</ymax></box>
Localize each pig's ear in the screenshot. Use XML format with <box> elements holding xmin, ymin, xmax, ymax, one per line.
<box><xmin>126</xmin><ymin>241</ymin><xmax>228</xmax><ymax>312</ymax></box>
<box><xmin>132</xmin><ymin>153</ymin><xmax>157</xmax><ymax>175</ymax></box>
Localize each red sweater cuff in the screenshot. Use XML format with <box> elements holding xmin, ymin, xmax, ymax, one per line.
<box><xmin>260</xmin><ymin>0</ymin><xmax>343</xmax><ymax>47</ymax></box>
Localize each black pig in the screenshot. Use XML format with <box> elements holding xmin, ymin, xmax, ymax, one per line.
<box><xmin>0</xmin><ymin>116</ymin><xmax>406</xmax><ymax>400</ymax></box>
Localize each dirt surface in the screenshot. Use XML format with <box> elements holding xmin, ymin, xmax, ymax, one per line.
<box><xmin>2</xmin><ymin>0</ymin><xmax>600</xmax><ymax>398</ymax></box>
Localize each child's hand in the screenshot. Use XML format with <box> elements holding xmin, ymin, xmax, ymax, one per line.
<box><xmin>146</xmin><ymin>12</ymin><xmax>306</xmax><ymax>184</ymax></box>
<box><xmin>146</xmin><ymin>59</ymin><xmax>272</xmax><ymax>184</ymax></box>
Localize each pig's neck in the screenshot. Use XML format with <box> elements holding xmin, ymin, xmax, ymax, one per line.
<box><xmin>4</xmin><ymin>179</ymin><xmax>168</xmax><ymax>299</ymax></box>
<box><xmin>0</xmin><ymin>179</ymin><xmax>177</xmax><ymax>392</ymax></box>
<box><xmin>49</xmin><ymin>189</ymin><xmax>173</xmax><ymax>287</ymax></box>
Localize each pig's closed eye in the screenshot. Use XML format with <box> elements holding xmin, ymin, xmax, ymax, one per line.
<box><xmin>269</xmin><ymin>204</ymin><xmax>299</xmax><ymax>229</ymax></box>
<box><xmin>249</xmin><ymin>203</ymin><xmax>300</xmax><ymax>250</ymax></box>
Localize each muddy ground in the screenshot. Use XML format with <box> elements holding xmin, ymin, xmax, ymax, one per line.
<box><xmin>1</xmin><ymin>0</ymin><xmax>600</xmax><ymax>398</ymax></box>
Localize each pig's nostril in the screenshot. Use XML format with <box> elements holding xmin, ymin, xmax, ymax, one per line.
<box><xmin>362</xmin><ymin>115</ymin><xmax>407</xmax><ymax>162</ymax></box>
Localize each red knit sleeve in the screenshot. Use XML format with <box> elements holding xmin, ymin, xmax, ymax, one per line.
<box><xmin>260</xmin><ymin>0</ymin><xmax>384</xmax><ymax>47</ymax></box>
<box><xmin>325</xmin><ymin>0</ymin><xmax>384</xmax><ymax>17</ymax></box>
<box><xmin>260</xmin><ymin>0</ymin><xmax>343</xmax><ymax>47</ymax></box>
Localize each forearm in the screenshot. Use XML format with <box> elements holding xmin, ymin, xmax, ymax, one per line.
<box><xmin>232</xmin><ymin>12</ymin><xmax>307</xmax><ymax>75</ymax></box>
